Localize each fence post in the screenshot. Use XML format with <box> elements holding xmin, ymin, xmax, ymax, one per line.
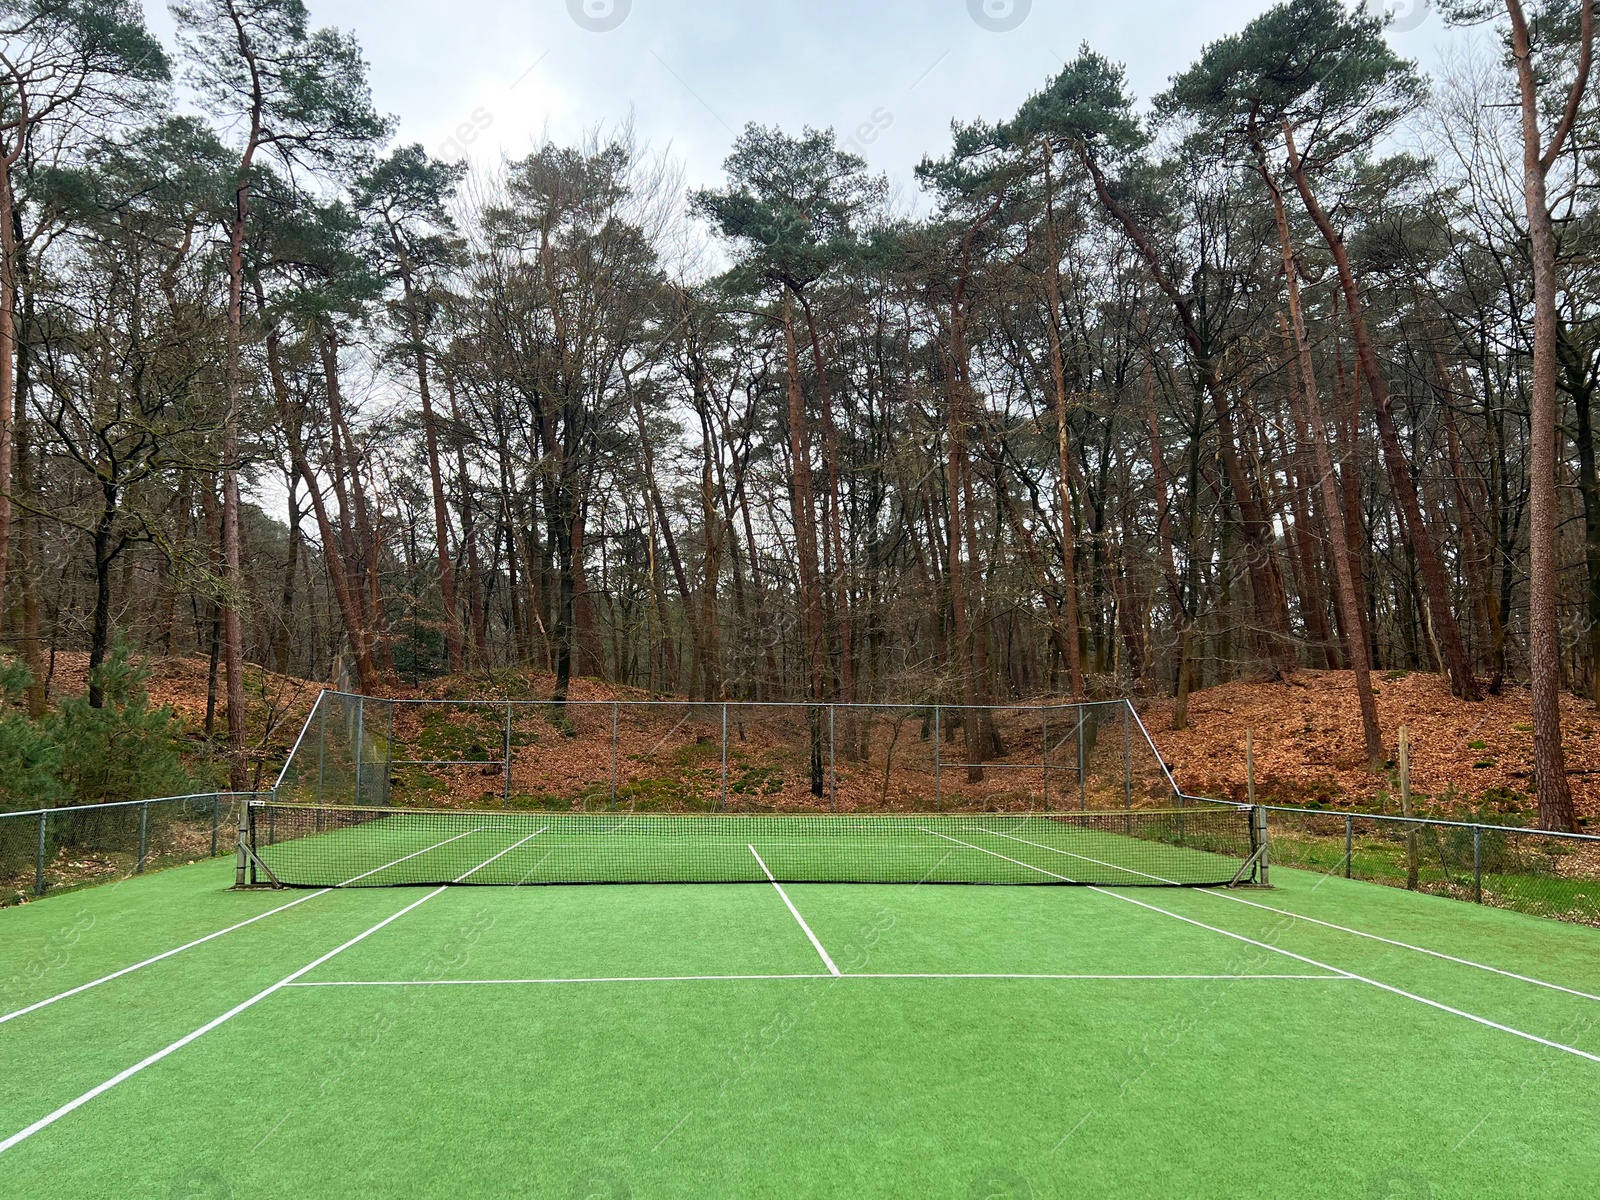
<box><xmin>828</xmin><ymin>705</ymin><xmax>836</xmax><ymax>813</ymax></box>
<box><xmin>1473</xmin><ymin>825</ymin><xmax>1483</xmax><ymax>904</ymax></box>
<box><xmin>353</xmin><ymin>697</ymin><xmax>364</xmax><ymax>805</ymax></box>
<box><xmin>610</xmin><ymin>702</ymin><xmax>619</xmax><ymax>811</ymax></box>
<box><xmin>934</xmin><ymin>705</ymin><xmax>941</xmax><ymax>812</ymax></box>
<box><xmin>1078</xmin><ymin>708</ymin><xmax>1086</xmax><ymax>811</ymax></box>
<box><xmin>1123</xmin><ymin>704</ymin><xmax>1132</xmax><ymax>809</ymax></box>
<box><xmin>316</xmin><ymin>698</ymin><xmax>328</xmax><ymax>805</ymax></box>
<box><xmin>382</xmin><ymin>701</ymin><xmax>396</xmax><ymax>807</ymax></box>
<box><xmin>1399</xmin><ymin>726</ymin><xmax>1418</xmax><ymax>890</ymax></box>
<box><xmin>503</xmin><ymin>702</ymin><xmax>513</xmax><ymax>808</ymax></box>
<box><xmin>35</xmin><ymin>812</ymin><xmax>46</xmax><ymax>895</ymax></box>
<box><xmin>721</xmin><ymin>703</ymin><xmax>729</xmax><ymax>813</ymax></box>
<box><xmin>136</xmin><ymin>802</ymin><xmax>149</xmax><ymax>874</ymax></box>
<box><xmin>1041</xmin><ymin>707</ymin><xmax>1049</xmax><ymax>811</ymax></box>
<box><xmin>211</xmin><ymin>795</ymin><xmax>220</xmax><ymax>858</ymax></box>
<box><xmin>1344</xmin><ymin>814</ymin><xmax>1353</xmax><ymax>879</ymax></box>
<box><xmin>1246</xmin><ymin>728</ymin><xmax>1256</xmax><ymax>806</ymax></box>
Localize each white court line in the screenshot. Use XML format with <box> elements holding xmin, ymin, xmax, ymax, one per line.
<box><xmin>0</xmin><ymin>887</ymin><xmax>447</xmax><ymax>1156</ymax></box>
<box><xmin>981</xmin><ymin>826</ymin><xmax>1600</xmax><ymax>1005</ymax></box>
<box><xmin>748</xmin><ymin>845</ymin><xmax>839</xmax><ymax>976</ymax></box>
<box><xmin>918</xmin><ymin>827</ymin><xmax>1600</xmax><ymax>1065</ymax></box>
<box><xmin>282</xmin><ymin>972</ymin><xmax>1348</xmax><ymax>987</ymax></box>
<box><xmin>0</xmin><ymin>825</ymin><xmax>493</xmax><ymax>1027</ymax></box>
<box><xmin>0</xmin><ymin>835</ymin><xmax>522</xmax><ymax>1156</ymax></box>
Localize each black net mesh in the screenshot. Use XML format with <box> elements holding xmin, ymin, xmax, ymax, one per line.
<box><xmin>247</xmin><ymin>802</ymin><xmax>1257</xmax><ymax>888</ymax></box>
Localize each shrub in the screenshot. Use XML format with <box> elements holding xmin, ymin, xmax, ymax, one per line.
<box><xmin>47</xmin><ymin>645</ymin><xmax>191</xmax><ymax>806</ymax></box>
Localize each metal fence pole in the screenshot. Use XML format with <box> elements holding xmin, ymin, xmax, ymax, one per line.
<box><xmin>934</xmin><ymin>705</ymin><xmax>941</xmax><ymax>812</ymax></box>
<box><xmin>1078</xmin><ymin>709</ymin><xmax>1086</xmax><ymax>811</ymax></box>
<box><xmin>211</xmin><ymin>795</ymin><xmax>219</xmax><ymax>857</ymax></box>
<box><xmin>1041</xmin><ymin>707</ymin><xmax>1049</xmax><ymax>811</ymax></box>
<box><xmin>721</xmin><ymin>703</ymin><xmax>729</xmax><ymax>813</ymax></box>
<box><xmin>503</xmin><ymin>702</ymin><xmax>513</xmax><ymax>808</ymax></box>
<box><xmin>1123</xmin><ymin>704</ymin><xmax>1132</xmax><ymax>810</ymax></box>
<box><xmin>610</xmin><ymin>701</ymin><xmax>619</xmax><ymax>811</ymax></box>
<box><xmin>354</xmin><ymin>697</ymin><xmax>365</xmax><ymax>805</ymax></box>
<box><xmin>382</xmin><ymin>701</ymin><xmax>396</xmax><ymax>807</ymax></box>
<box><xmin>828</xmin><ymin>705</ymin><xmax>836</xmax><ymax>813</ymax></box>
<box><xmin>136</xmin><ymin>801</ymin><xmax>149</xmax><ymax>874</ymax></box>
<box><xmin>1344</xmin><ymin>814</ymin><xmax>1354</xmax><ymax>879</ymax></box>
<box><xmin>316</xmin><ymin>698</ymin><xmax>328</xmax><ymax>805</ymax></box>
<box><xmin>35</xmin><ymin>812</ymin><xmax>47</xmax><ymax>895</ymax></box>
<box><xmin>1473</xmin><ymin>826</ymin><xmax>1483</xmax><ymax>903</ymax></box>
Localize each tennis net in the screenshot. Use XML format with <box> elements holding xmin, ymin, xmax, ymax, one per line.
<box><xmin>244</xmin><ymin>802</ymin><xmax>1262</xmax><ymax>887</ymax></box>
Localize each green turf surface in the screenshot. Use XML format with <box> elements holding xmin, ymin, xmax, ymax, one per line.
<box><xmin>2</xmin><ymin>843</ymin><xmax>1599</xmax><ymax>1198</ymax></box>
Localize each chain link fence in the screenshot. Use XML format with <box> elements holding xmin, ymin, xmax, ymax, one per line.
<box><xmin>273</xmin><ymin>691</ymin><xmax>1190</xmax><ymax>816</ymax></box>
<box><xmin>1261</xmin><ymin>805</ymin><xmax>1600</xmax><ymax>927</ymax></box>
<box><xmin>0</xmin><ymin>792</ymin><xmax>269</xmax><ymax>901</ymax></box>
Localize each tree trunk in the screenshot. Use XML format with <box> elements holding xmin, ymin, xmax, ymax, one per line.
<box><xmin>1507</xmin><ymin>0</ymin><xmax>1590</xmax><ymax>830</ymax></box>
<box><xmin>1282</xmin><ymin>123</ymin><xmax>1479</xmax><ymax>703</ymax></box>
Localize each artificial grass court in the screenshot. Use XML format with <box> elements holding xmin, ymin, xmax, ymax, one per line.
<box><xmin>1</xmin><ymin>843</ymin><xmax>1598</xmax><ymax>1197</ymax></box>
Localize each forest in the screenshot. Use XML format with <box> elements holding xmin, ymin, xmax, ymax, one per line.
<box><xmin>0</xmin><ymin>0</ymin><xmax>1596</xmax><ymax>830</ymax></box>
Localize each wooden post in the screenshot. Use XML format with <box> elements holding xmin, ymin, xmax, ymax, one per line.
<box><xmin>1246</xmin><ymin>728</ymin><xmax>1256</xmax><ymax>806</ymax></box>
<box><xmin>1400</xmin><ymin>726</ymin><xmax>1418</xmax><ymax>890</ymax></box>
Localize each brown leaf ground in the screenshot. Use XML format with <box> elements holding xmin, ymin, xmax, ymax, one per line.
<box><xmin>1139</xmin><ymin>669</ymin><xmax>1600</xmax><ymax>827</ymax></box>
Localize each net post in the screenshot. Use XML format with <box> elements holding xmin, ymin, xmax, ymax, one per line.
<box><xmin>354</xmin><ymin>696</ymin><xmax>365</xmax><ymax>805</ymax></box>
<box><xmin>503</xmin><ymin>702</ymin><xmax>513</xmax><ymax>808</ymax></box>
<box><xmin>1122</xmin><ymin>703</ymin><xmax>1132</xmax><ymax>810</ymax></box>
<box><xmin>1254</xmin><ymin>806</ymin><xmax>1270</xmax><ymax>886</ymax></box>
<box><xmin>1473</xmin><ymin>825</ymin><xmax>1483</xmax><ymax>903</ymax></box>
<box><xmin>721</xmin><ymin>703</ymin><xmax>729</xmax><ymax>812</ymax></box>
<box><xmin>828</xmin><ymin>705</ymin><xmax>836</xmax><ymax>813</ymax></box>
<box><xmin>933</xmin><ymin>705</ymin><xmax>941</xmax><ymax>812</ymax></box>
<box><xmin>137</xmin><ymin>801</ymin><xmax>149</xmax><ymax>874</ymax></box>
<box><xmin>35</xmin><ymin>811</ymin><xmax>46</xmax><ymax>895</ymax></box>
<box><xmin>1344</xmin><ymin>813</ymin><xmax>1353</xmax><ymax>879</ymax></box>
<box><xmin>610</xmin><ymin>702</ymin><xmax>619</xmax><ymax>811</ymax></box>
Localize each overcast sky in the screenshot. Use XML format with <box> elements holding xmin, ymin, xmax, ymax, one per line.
<box><xmin>145</xmin><ymin>0</ymin><xmax>1457</xmax><ymax>206</ymax></box>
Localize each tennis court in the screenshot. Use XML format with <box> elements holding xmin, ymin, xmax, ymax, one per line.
<box><xmin>2</xmin><ymin>808</ymin><xmax>1599</xmax><ymax>1198</ymax></box>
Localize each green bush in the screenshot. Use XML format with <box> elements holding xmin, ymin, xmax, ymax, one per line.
<box><xmin>46</xmin><ymin>645</ymin><xmax>191</xmax><ymax>806</ymax></box>
<box><xmin>0</xmin><ymin>659</ymin><xmax>63</xmax><ymax>813</ymax></box>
